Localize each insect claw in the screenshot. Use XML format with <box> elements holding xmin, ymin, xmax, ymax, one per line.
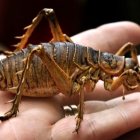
<box><xmin>7</xmin><ymin>86</ymin><xmax>18</xmax><ymax>93</ymax></box>
<box><xmin>24</xmin><ymin>24</ymin><xmax>32</xmax><ymax>30</ymax></box>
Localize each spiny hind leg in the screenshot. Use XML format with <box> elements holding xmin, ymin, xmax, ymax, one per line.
<box><xmin>0</xmin><ymin>46</ymin><xmax>42</xmax><ymax>120</ymax></box>
<box><xmin>0</xmin><ymin>44</ymin><xmax>74</xmax><ymax>120</ymax></box>
<box><xmin>0</xmin><ymin>94</ymin><xmax>21</xmax><ymax>120</ymax></box>
<box><xmin>14</xmin><ymin>8</ymin><xmax>72</xmax><ymax>51</ymax></box>
<box><xmin>0</xmin><ymin>48</ymin><xmax>38</xmax><ymax>120</ymax></box>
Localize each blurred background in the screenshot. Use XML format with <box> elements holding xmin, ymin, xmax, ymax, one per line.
<box><xmin>0</xmin><ymin>0</ymin><xmax>139</xmax><ymax>49</ymax></box>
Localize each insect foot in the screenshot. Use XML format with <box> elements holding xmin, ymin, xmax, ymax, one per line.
<box><xmin>73</xmin><ymin>115</ymin><xmax>83</xmax><ymax>134</ymax></box>
<box><xmin>0</xmin><ymin>96</ymin><xmax>19</xmax><ymax>121</ymax></box>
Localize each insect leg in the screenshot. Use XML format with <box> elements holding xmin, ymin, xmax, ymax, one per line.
<box><xmin>15</xmin><ymin>8</ymin><xmax>72</xmax><ymax>50</ymax></box>
<box><xmin>111</xmin><ymin>69</ymin><xmax>138</xmax><ymax>90</ymax></box>
<box><xmin>0</xmin><ymin>44</ymin><xmax>76</xmax><ymax>120</ymax></box>
<box><xmin>116</xmin><ymin>42</ymin><xmax>138</xmax><ymax>64</ymax></box>
<box><xmin>103</xmin><ymin>69</ymin><xmax>139</xmax><ymax>100</ymax></box>
<box><xmin>0</xmin><ymin>47</ymin><xmax>43</xmax><ymax>120</ymax></box>
<box><xmin>72</xmin><ymin>67</ymin><xmax>98</xmax><ymax>133</ymax></box>
<box><xmin>73</xmin><ymin>84</ymin><xmax>85</xmax><ymax>133</ymax></box>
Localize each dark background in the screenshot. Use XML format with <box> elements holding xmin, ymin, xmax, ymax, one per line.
<box><xmin>0</xmin><ymin>0</ymin><xmax>140</xmax><ymax>49</ymax></box>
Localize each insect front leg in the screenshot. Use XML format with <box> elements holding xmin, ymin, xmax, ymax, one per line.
<box><xmin>111</xmin><ymin>69</ymin><xmax>139</xmax><ymax>90</ymax></box>
<box><xmin>15</xmin><ymin>8</ymin><xmax>72</xmax><ymax>50</ymax></box>
<box><xmin>116</xmin><ymin>42</ymin><xmax>138</xmax><ymax>64</ymax></box>
<box><xmin>102</xmin><ymin>69</ymin><xmax>139</xmax><ymax>99</ymax></box>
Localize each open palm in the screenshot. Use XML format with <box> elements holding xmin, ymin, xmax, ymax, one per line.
<box><xmin>0</xmin><ymin>22</ymin><xmax>140</xmax><ymax>140</ymax></box>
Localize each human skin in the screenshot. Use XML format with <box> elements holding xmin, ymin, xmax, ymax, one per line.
<box><xmin>0</xmin><ymin>21</ymin><xmax>140</xmax><ymax>140</ymax></box>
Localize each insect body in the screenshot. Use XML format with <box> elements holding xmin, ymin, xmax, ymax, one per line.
<box><xmin>0</xmin><ymin>42</ymin><xmax>127</xmax><ymax>95</ymax></box>
<box><xmin>0</xmin><ymin>8</ymin><xmax>140</xmax><ymax>133</ymax></box>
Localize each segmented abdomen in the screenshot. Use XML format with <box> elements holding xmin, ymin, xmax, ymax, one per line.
<box><xmin>0</xmin><ymin>42</ymin><xmax>124</xmax><ymax>97</ymax></box>
<box><xmin>42</xmin><ymin>42</ymin><xmax>90</xmax><ymax>74</ymax></box>
<box><xmin>0</xmin><ymin>42</ymin><xmax>101</xmax><ymax>96</ymax></box>
<box><xmin>0</xmin><ymin>45</ymin><xmax>58</xmax><ymax>97</ymax></box>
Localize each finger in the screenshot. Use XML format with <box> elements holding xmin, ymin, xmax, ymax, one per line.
<box><xmin>78</xmin><ymin>92</ymin><xmax>140</xmax><ymax>114</ymax></box>
<box><xmin>106</xmin><ymin>92</ymin><xmax>140</xmax><ymax>108</ymax></box>
<box><xmin>51</xmin><ymin>95</ymin><xmax>140</xmax><ymax>140</ymax></box>
<box><xmin>84</xmin><ymin>100</ymin><xmax>140</xmax><ymax>140</ymax></box>
<box><xmin>72</xmin><ymin>21</ymin><xmax>140</xmax><ymax>52</ymax></box>
<box><xmin>60</xmin><ymin>92</ymin><xmax>140</xmax><ymax>115</ymax></box>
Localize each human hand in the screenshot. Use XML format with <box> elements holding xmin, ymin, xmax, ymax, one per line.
<box><xmin>0</xmin><ymin>21</ymin><xmax>140</xmax><ymax>140</ymax></box>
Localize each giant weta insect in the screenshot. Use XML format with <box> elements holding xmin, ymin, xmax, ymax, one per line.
<box><xmin>0</xmin><ymin>8</ymin><xmax>139</xmax><ymax>133</ymax></box>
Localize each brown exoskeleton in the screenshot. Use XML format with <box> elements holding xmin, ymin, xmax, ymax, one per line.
<box><xmin>0</xmin><ymin>8</ymin><xmax>140</xmax><ymax>133</ymax></box>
